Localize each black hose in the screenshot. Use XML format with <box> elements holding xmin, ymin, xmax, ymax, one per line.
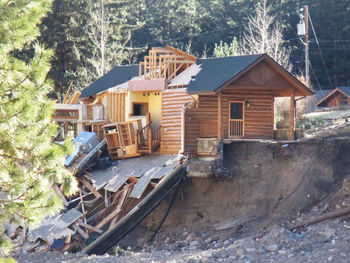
<box><xmin>149</xmin><ymin>171</ymin><xmax>186</xmax><ymax>243</ymax></box>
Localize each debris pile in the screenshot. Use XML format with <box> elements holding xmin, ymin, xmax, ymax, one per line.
<box><xmin>12</xmin><ymin>131</ymin><xmax>185</xmax><ymax>255</ymax></box>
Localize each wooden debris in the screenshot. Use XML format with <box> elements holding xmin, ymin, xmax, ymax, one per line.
<box><xmin>79</xmin><ymin>189</ymin><xmax>87</xmax><ymax>225</ymax></box>
<box><xmin>74</xmin><ymin>224</ymin><xmax>89</xmax><ymax>239</ymax></box>
<box><xmin>95</xmin><ymin>187</ymin><xmax>129</xmax><ymax>229</ymax></box>
<box><xmin>77</xmin><ymin>221</ymin><xmax>103</xmax><ymax>234</ymax></box>
<box><xmin>104</xmin><ymin>173</ymin><xmax>130</xmax><ymax>193</ymax></box>
<box><xmin>288</xmin><ymin>207</ymin><xmax>350</xmax><ymax>231</ymax></box>
<box><xmin>77</xmin><ymin>177</ymin><xmax>103</xmax><ymax>199</ymax></box>
<box><xmin>53</xmin><ymin>184</ymin><xmax>69</xmax><ymax>206</ymax></box>
<box><xmin>129</xmin><ymin>167</ymin><xmax>157</xmax><ymax>199</ymax></box>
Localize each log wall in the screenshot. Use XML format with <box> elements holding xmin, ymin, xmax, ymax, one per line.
<box><xmin>326</xmin><ymin>92</ymin><xmax>350</xmax><ymax>107</ymax></box>
<box><xmin>222</xmin><ymin>89</ymin><xmax>274</xmax><ymax>140</ymax></box>
<box><xmin>184</xmin><ymin>90</ymin><xmax>274</xmax><ymax>154</ymax></box>
<box><xmin>161</xmin><ymin>88</ymin><xmax>194</xmax><ymax>154</ymax></box>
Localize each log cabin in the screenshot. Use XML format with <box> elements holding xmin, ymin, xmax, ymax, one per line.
<box><xmin>316</xmin><ymin>86</ymin><xmax>350</xmax><ymax>108</ymax></box>
<box><xmin>55</xmin><ymin>47</ymin><xmax>314</xmax><ymax>158</ymax></box>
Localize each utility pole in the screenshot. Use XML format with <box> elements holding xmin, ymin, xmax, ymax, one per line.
<box><xmin>304</xmin><ymin>5</ymin><xmax>309</xmax><ymax>85</ymax></box>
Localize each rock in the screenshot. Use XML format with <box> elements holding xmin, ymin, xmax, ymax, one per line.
<box><xmin>245</xmin><ymin>248</ymin><xmax>256</xmax><ymax>253</ymax></box>
<box><xmin>319</xmin><ymin>225</ymin><xmax>336</xmax><ymax>239</ymax></box>
<box><xmin>223</xmin><ymin>240</ymin><xmax>231</xmax><ymax>247</ymax></box>
<box><xmin>227</xmin><ymin>256</ymin><xmax>237</xmax><ymax>261</ymax></box>
<box><xmin>236</xmin><ymin>249</ymin><xmax>244</xmax><ymax>256</ymax></box>
<box><xmin>278</xmin><ymin>249</ymin><xmax>287</xmax><ymax>255</ymax></box>
<box><xmin>190</xmin><ymin>241</ymin><xmax>199</xmax><ymax>248</ymax></box>
<box><xmin>204</xmin><ymin>237</ymin><xmax>212</xmax><ymax>243</ymax></box>
<box><xmin>202</xmin><ymin>249</ymin><xmax>213</xmax><ymax>258</ymax></box>
<box><xmin>265</xmin><ymin>244</ymin><xmax>278</xmax><ymax>252</ymax></box>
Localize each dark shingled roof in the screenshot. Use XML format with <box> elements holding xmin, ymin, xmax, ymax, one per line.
<box><xmin>80</xmin><ymin>65</ymin><xmax>139</xmax><ymax>98</ymax></box>
<box><xmin>186</xmin><ymin>54</ymin><xmax>265</xmax><ymax>93</ymax></box>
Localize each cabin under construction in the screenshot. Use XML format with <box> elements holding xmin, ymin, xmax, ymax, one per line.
<box><xmin>54</xmin><ymin>46</ymin><xmax>314</xmax><ymax>159</ymax></box>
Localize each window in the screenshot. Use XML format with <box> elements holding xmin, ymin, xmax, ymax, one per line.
<box><xmin>230</xmin><ymin>102</ymin><xmax>243</xmax><ymax>119</ymax></box>
<box><xmin>341</xmin><ymin>94</ymin><xmax>348</xmax><ymax>105</ymax></box>
<box><xmin>133</xmin><ymin>103</ymin><xmax>148</xmax><ymax>116</ymax></box>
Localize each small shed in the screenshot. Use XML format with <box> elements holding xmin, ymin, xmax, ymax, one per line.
<box><xmin>316</xmin><ymin>86</ymin><xmax>350</xmax><ymax>108</ymax></box>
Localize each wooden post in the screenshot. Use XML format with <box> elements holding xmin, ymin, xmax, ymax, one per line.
<box><xmin>218</xmin><ymin>92</ymin><xmax>223</xmax><ymax>139</ymax></box>
<box><xmin>289</xmin><ymin>89</ymin><xmax>295</xmax><ymax>140</ymax></box>
<box><xmin>148</xmin><ymin>127</ymin><xmax>152</xmax><ymax>153</ymax></box>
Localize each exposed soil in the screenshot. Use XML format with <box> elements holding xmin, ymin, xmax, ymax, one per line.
<box><xmin>15</xmin><ymin>132</ymin><xmax>350</xmax><ymax>262</ymax></box>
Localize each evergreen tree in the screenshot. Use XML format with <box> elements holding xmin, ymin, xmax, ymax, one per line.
<box><xmin>41</xmin><ymin>0</ymin><xmax>139</xmax><ymax>98</ymax></box>
<box><xmin>0</xmin><ymin>0</ymin><xmax>77</xmax><ymax>255</ymax></box>
<box><xmin>213</xmin><ymin>38</ymin><xmax>239</xmax><ymax>58</ymax></box>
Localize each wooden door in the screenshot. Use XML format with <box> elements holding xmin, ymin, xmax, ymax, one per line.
<box><xmin>229</xmin><ymin>101</ymin><xmax>244</xmax><ymax>138</ymax></box>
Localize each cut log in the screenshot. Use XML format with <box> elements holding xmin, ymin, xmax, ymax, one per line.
<box><xmin>288</xmin><ymin>207</ymin><xmax>350</xmax><ymax>231</ymax></box>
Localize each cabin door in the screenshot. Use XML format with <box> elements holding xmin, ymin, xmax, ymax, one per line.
<box><xmin>229</xmin><ymin>101</ymin><xmax>244</xmax><ymax>138</ymax></box>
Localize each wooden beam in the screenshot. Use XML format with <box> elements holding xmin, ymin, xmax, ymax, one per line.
<box><xmin>78</xmin><ymin>221</ymin><xmax>103</xmax><ymax>234</ymax></box>
<box><xmin>53</xmin><ymin>184</ymin><xmax>68</xmax><ymax>206</ymax></box>
<box><xmin>289</xmin><ymin>89</ymin><xmax>295</xmax><ymax>140</ymax></box>
<box><xmin>63</xmin><ymin>81</ymin><xmax>73</xmax><ymax>104</ymax></box>
<box><xmin>68</xmin><ymin>91</ymin><xmax>81</xmax><ymax>104</ymax></box>
<box><xmin>77</xmin><ymin>177</ymin><xmax>103</xmax><ymax>199</ymax></box>
<box><xmin>218</xmin><ymin>92</ymin><xmax>223</xmax><ymax>139</ymax></box>
<box><xmin>95</xmin><ymin>187</ymin><xmax>128</xmax><ymax>229</ymax></box>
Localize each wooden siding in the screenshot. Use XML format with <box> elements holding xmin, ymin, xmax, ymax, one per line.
<box><xmin>222</xmin><ymin>89</ymin><xmax>274</xmax><ymax>139</ymax></box>
<box><xmin>326</xmin><ymin>92</ymin><xmax>350</xmax><ymax>107</ymax></box>
<box><xmin>106</xmin><ymin>92</ymin><xmax>126</xmax><ymax>123</ymax></box>
<box><xmin>184</xmin><ymin>95</ymin><xmax>218</xmax><ymax>154</ymax></box>
<box><xmin>184</xmin><ymin>90</ymin><xmax>274</xmax><ymax>154</ymax></box>
<box><xmin>161</xmin><ymin>88</ymin><xmax>194</xmax><ymax>154</ymax></box>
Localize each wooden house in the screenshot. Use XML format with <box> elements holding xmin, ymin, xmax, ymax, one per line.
<box><xmin>56</xmin><ymin>47</ymin><xmax>314</xmax><ymax>158</ymax></box>
<box><xmin>316</xmin><ymin>86</ymin><xmax>350</xmax><ymax>108</ymax></box>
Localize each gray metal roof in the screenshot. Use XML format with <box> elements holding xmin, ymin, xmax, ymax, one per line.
<box><xmin>186</xmin><ymin>54</ymin><xmax>265</xmax><ymax>93</ymax></box>
<box><xmin>338</xmin><ymin>86</ymin><xmax>350</xmax><ymax>96</ymax></box>
<box><xmin>80</xmin><ymin>65</ymin><xmax>139</xmax><ymax>98</ymax></box>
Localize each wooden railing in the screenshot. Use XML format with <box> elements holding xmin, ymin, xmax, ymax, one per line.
<box><xmin>229</xmin><ymin>119</ymin><xmax>244</xmax><ymax>137</ymax></box>
<box><xmin>152</xmin><ymin>126</ymin><xmax>161</xmax><ymax>141</ymax></box>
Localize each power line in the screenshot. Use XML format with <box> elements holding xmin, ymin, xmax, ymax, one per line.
<box><xmin>309</xmin><ymin>13</ymin><xmax>334</xmax><ymax>89</ymax></box>
<box><xmin>309</xmin><ymin>60</ymin><xmax>324</xmax><ymax>95</ymax></box>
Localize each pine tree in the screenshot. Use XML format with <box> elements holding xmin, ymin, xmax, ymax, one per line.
<box><xmin>0</xmin><ymin>0</ymin><xmax>77</xmax><ymax>255</ymax></box>
<box><xmin>213</xmin><ymin>38</ymin><xmax>239</xmax><ymax>58</ymax></box>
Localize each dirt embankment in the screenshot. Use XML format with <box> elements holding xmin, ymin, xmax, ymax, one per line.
<box><xmin>143</xmin><ymin>137</ymin><xmax>350</xmax><ymax>233</ymax></box>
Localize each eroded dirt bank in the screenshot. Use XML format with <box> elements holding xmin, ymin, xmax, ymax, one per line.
<box><xmin>143</xmin><ymin>137</ymin><xmax>350</xmax><ymax>233</ymax></box>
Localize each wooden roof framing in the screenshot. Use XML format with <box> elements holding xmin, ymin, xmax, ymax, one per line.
<box><xmin>139</xmin><ymin>46</ymin><xmax>196</xmax><ymax>81</ymax></box>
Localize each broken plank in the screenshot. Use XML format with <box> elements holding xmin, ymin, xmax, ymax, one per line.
<box><xmin>60</xmin><ymin>208</ymin><xmax>83</xmax><ymax>226</ymax></box>
<box><xmin>108</xmin><ymin>185</ymin><xmax>133</xmax><ymax>230</ymax></box>
<box><xmin>95</xmin><ymin>187</ymin><xmax>129</xmax><ymax>229</ymax></box>
<box><xmin>104</xmin><ymin>173</ymin><xmax>130</xmax><ymax>193</ymax></box>
<box><xmin>74</xmin><ymin>224</ymin><xmax>89</xmax><ymax>239</ymax></box>
<box><xmin>129</xmin><ymin>167</ymin><xmax>158</xmax><ymax>199</ymax></box>
<box><xmin>152</xmin><ymin>162</ymin><xmax>178</xmax><ymax>179</ymax></box>
<box><xmin>77</xmin><ymin>177</ymin><xmax>103</xmax><ymax>199</ymax></box>
<box><xmin>53</xmin><ymin>184</ymin><xmax>68</xmax><ymax>206</ymax></box>
<box><xmin>77</xmin><ymin>221</ymin><xmax>103</xmax><ymax>234</ymax></box>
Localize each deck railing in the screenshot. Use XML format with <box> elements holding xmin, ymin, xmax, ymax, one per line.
<box><xmin>229</xmin><ymin>119</ymin><xmax>244</xmax><ymax>137</ymax></box>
